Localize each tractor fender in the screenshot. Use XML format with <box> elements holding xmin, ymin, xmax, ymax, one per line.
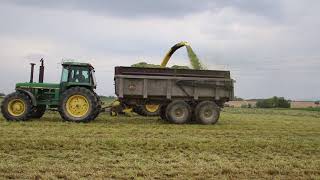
<box><xmin>16</xmin><ymin>88</ymin><xmax>37</xmax><ymax>106</ymax></box>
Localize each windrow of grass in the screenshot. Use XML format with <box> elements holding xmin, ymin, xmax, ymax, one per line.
<box><xmin>0</xmin><ymin>108</ymin><xmax>319</xmax><ymax>179</ymax></box>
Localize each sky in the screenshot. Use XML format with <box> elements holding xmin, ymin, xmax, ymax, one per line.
<box><xmin>0</xmin><ymin>0</ymin><xmax>319</xmax><ymax>100</ymax></box>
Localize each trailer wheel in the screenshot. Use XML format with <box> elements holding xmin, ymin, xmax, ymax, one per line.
<box><xmin>1</xmin><ymin>92</ymin><xmax>33</xmax><ymax>121</ymax></box>
<box><xmin>166</xmin><ymin>100</ymin><xmax>191</xmax><ymax>124</ymax></box>
<box><xmin>195</xmin><ymin>101</ymin><xmax>220</xmax><ymax>125</ymax></box>
<box><xmin>59</xmin><ymin>87</ymin><xmax>98</xmax><ymax>123</ymax></box>
<box><xmin>30</xmin><ymin>105</ymin><xmax>46</xmax><ymax>119</ymax></box>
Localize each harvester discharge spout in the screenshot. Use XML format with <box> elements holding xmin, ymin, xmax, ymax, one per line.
<box><xmin>160</xmin><ymin>41</ymin><xmax>205</xmax><ymax>70</ymax></box>
<box><xmin>160</xmin><ymin>41</ymin><xmax>189</xmax><ymax>68</ymax></box>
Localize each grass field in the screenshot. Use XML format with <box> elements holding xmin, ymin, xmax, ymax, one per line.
<box><xmin>0</xmin><ymin>107</ymin><xmax>319</xmax><ymax>179</ymax></box>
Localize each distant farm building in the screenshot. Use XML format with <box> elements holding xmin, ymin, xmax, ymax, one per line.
<box><xmin>290</xmin><ymin>101</ymin><xmax>319</xmax><ymax>108</ymax></box>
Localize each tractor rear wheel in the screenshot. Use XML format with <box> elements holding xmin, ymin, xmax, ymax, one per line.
<box><xmin>30</xmin><ymin>105</ymin><xmax>46</xmax><ymax>119</ymax></box>
<box><xmin>1</xmin><ymin>92</ymin><xmax>33</xmax><ymax>121</ymax></box>
<box><xmin>91</xmin><ymin>91</ymin><xmax>102</xmax><ymax>119</ymax></box>
<box><xmin>58</xmin><ymin>87</ymin><xmax>98</xmax><ymax>123</ymax></box>
<box><xmin>165</xmin><ymin>100</ymin><xmax>191</xmax><ymax>124</ymax></box>
<box><xmin>195</xmin><ymin>101</ymin><xmax>220</xmax><ymax>125</ymax></box>
<box><xmin>92</xmin><ymin>101</ymin><xmax>101</xmax><ymax>119</ymax></box>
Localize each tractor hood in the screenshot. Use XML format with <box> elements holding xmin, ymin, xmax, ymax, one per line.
<box><xmin>16</xmin><ymin>82</ymin><xmax>60</xmax><ymax>89</ymax></box>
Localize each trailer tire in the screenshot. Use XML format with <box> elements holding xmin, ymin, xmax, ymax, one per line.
<box><xmin>195</xmin><ymin>101</ymin><xmax>220</xmax><ymax>125</ymax></box>
<box><xmin>1</xmin><ymin>92</ymin><xmax>33</xmax><ymax>121</ymax></box>
<box><xmin>166</xmin><ymin>100</ymin><xmax>191</xmax><ymax>124</ymax></box>
<box><xmin>59</xmin><ymin>87</ymin><xmax>98</xmax><ymax>123</ymax></box>
<box><xmin>30</xmin><ymin>105</ymin><xmax>46</xmax><ymax>119</ymax></box>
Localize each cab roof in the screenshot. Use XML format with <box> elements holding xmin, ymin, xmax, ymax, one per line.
<box><xmin>62</xmin><ymin>62</ymin><xmax>93</xmax><ymax>68</ymax></box>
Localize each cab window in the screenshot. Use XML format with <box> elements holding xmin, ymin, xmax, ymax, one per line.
<box><xmin>61</xmin><ymin>67</ymin><xmax>69</xmax><ymax>82</ymax></box>
<box><xmin>61</xmin><ymin>66</ymin><xmax>90</xmax><ymax>83</ymax></box>
<box><xmin>69</xmin><ymin>67</ymin><xmax>90</xmax><ymax>83</ymax></box>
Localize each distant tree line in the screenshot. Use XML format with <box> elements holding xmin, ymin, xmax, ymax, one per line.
<box><xmin>99</xmin><ymin>95</ymin><xmax>116</xmax><ymax>99</ymax></box>
<box><xmin>256</xmin><ymin>96</ymin><xmax>290</xmax><ymax>108</ymax></box>
<box><xmin>0</xmin><ymin>93</ymin><xmax>5</xmax><ymax>97</ymax></box>
<box><xmin>233</xmin><ymin>96</ymin><xmax>244</xmax><ymax>101</ymax></box>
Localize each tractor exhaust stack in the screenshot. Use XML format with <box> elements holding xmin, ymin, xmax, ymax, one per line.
<box><xmin>30</xmin><ymin>63</ymin><xmax>36</xmax><ymax>83</ymax></box>
<box><xmin>39</xmin><ymin>58</ymin><xmax>44</xmax><ymax>83</ymax></box>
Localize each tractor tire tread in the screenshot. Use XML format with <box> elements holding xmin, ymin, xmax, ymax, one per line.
<box><xmin>1</xmin><ymin>92</ymin><xmax>33</xmax><ymax>121</ymax></box>
<box><xmin>195</xmin><ymin>101</ymin><xmax>220</xmax><ymax>125</ymax></box>
<box><xmin>58</xmin><ymin>87</ymin><xmax>99</xmax><ymax>123</ymax></box>
<box><xmin>165</xmin><ymin>100</ymin><xmax>191</xmax><ymax>124</ymax></box>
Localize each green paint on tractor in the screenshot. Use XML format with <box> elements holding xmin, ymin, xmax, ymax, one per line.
<box><xmin>1</xmin><ymin>60</ymin><xmax>101</xmax><ymax>122</ymax></box>
<box><xmin>16</xmin><ymin>82</ymin><xmax>60</xmax><ymax>89</ymax></box>
<box><xmin>15</xmin><ymin>62</ymin><xmax>96</xmax><ymax>107</ymax></box>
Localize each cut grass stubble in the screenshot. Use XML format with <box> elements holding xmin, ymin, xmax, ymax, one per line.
<box><xmin>0</xmin><ymin>108</ymin><xmax>319</xmax><ymax>179</ymax></box>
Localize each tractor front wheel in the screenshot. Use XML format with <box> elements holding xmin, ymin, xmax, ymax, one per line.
<box><xmin>1</xmin><ymin>92</ymin><xmax>33</xmax><ymax>121</ymax></box>
<box><xmin>58</xmin><ymin>87</ymin><xmax>98</xmax><ymax>123</ymax></box>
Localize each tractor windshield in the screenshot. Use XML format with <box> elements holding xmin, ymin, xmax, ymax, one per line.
<box><xmin>61</xmin><ymin>66</ymin><xmax>91</xmax><ymax>84</ymax></box>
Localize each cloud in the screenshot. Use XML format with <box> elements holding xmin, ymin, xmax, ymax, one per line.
<box><xmin>1</xmin><ymin>0</ymin><xmax>211</xmax><ymax>18</ymax></box>
<box><xmin>0</xmin><ymin>1</ymin><xmax>319</xmax><ymax>100</ymax></box>
<box><xmin>2</xmin><ymin>0</ymin><xmax>284</xmax><ymax>20</ymax></box>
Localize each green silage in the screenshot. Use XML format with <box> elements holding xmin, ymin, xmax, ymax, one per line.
<box><xmin>186</xmin><ymin>45</ymin><xmax>206</xmax><ymax>70</ymax></box>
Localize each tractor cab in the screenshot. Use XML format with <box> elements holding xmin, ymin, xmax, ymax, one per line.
<box><xmin>60</xmin><ymin>62</ymin><xmax>97</xmax><ymax>91</ymax></box>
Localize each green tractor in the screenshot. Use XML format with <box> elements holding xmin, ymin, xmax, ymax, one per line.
<box><xmin>1</xmin><ymin>59</ymin><xmax>101</xmax><ymax>122</ymax></box>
